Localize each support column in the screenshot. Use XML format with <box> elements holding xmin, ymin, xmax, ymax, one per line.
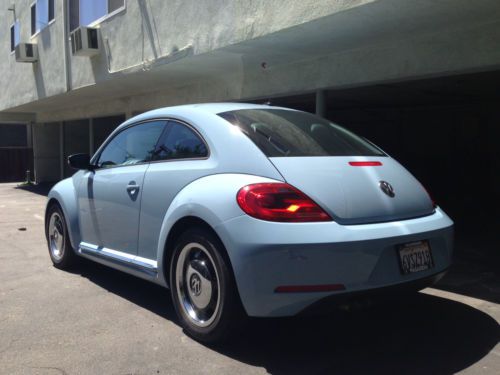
<box><xmin>26</xmin><ymin>123</ymin><xmax>33</xmax><ymax>148</ymax></box>
<box><xmin>315</xmin><ymin>90</ymin><xmax>326</xmax><ymax>117</ymax></box>
<box><xmin>59</xmin><ymin>122</ymin><xmax>64</xmax><ymax>180</ymax></box>
<box><xmin>89</xmin><ymin>118</ymin><xmax>94</xmax><ymax>154</ymax></box>
<box><xmin>32</xmin><ymin>123</ymin><xmax>38</xmax><ymax>183</ymax></box>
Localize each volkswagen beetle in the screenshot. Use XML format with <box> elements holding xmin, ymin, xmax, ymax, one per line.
<box><xmin>45</xmin><ymin>103</ymin><xmax>453</xmax><ymax>342</ymax></box>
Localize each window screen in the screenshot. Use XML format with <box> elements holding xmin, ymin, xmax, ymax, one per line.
<box><xmin>31</xmin><ymin>4</ymin><xmax>36</xmax><ymax>35</ymax></box>
<box><xmin>48</xmin><ymin>0</ymin><xmax>55</xmax><ymax>21</ymax></box>
<box><xmin>69</xmin><ymin>0</ymin><xmax>79</xmax><ymax>31</ymax></box>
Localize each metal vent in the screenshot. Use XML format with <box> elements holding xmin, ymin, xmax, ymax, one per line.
<box><xmin>14</xmin><ymin>43</ymin><xmax>38</xmax><ymax>63</ymax></box>
<box><xmin>75</xmin><ymin>28</ymin><xmax>82</xmax><ymax>51</ymax></box>
<box><xmin>87</xmin><ymin>28</ymin><xmax>98</xmax><ymax>49</ymax></box>
<box><xmin>25</xmin><ymin>44</ymin><xmax>33</xmax><ymax>58</ymax></box>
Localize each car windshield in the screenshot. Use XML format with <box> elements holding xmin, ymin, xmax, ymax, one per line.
<box><xmin>218</xmin><ymin>109</ymin><xmax>385</xmax><ymax>157</ymax></box>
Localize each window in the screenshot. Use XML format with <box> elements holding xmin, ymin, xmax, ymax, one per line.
<box><xmin>97</xmin><ymin>121</ymin><xmax>165</xmax><ymax>168</ymax></box>
<box><xmin>10</xmin><ymin>20</ymin><xmax>20</xmax><ymax>52</ymax></box>
<box><xmin>31</xmin><ymin>0</ymin><xmax>55</xmax><ymax>36</ymax></box>
<box><xmin>152</xmin><ymin>121</ymin><xmax>208</xmax><ymax>161</ymax></box>
<box><xmin>218</xmin><ymin>109</ymin><xmax>385</xmax><ymax>157</ymax></box>
<box><xmin>70</xmin><ymin>0</ymin><xmax>125</xmax><ymax>31</ymax></box>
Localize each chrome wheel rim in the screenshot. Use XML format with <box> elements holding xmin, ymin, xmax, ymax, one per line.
<box><xmin>175</xmin><ymin>242</ymin><xmax>220</xmax><ymax>327</ymax></box>
<box><xmin>48</xmin><ymin>212</ymin><xmax>65</xmax><ymax>261</ymax></box>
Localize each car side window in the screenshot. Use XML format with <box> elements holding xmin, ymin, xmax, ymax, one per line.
<box><xmin>152</xmin><ymin>121</ymin><xmax>208</xmax><ymax>161</ymax></box>
<box><xmin>97</xmin><ymin>121</ymin><xmax>166</xmax><ymax>168</ymax></box>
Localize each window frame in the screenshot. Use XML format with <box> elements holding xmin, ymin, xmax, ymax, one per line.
<box><xmin>94</xmin><ymin>119</ymin><xmax>167</xmax><ymax>170</ymax></box>
<box><xmin>91</xmin><ymin>118</ymin><xmax>210</xmax><ymax>170</ymax></box>
<box><xmin>150</xmin><ymin>120</ymin><xmax>211</xmax><ymax>163</ymax></box>
<box><xmin>70</xmin><ymin>0</ymin><xmax>126</xmax><ymax>31</ymax></box>
<box><xmin>30</xmin><ymin>0</ymin><xmax>56</xmax><ymax>38</ymax></box>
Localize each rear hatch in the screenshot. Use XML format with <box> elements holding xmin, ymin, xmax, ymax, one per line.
<box><xmin>218</xmin><ymin>107</ymin><xmax>435</xmax><ymax>224</ymax></box>
<box><xmin>270</xmin><ymin>156</ymin><xmax>434</xmax><ymax>224</ymax></box>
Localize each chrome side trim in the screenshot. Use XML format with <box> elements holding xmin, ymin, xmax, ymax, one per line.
<box><xmin>79</xmin><ymin>242</ymin><xmax>158</xmax><ymax>276</ymax></box>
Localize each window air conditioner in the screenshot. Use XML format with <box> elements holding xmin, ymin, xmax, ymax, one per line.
<box><xmin>70</xmin><ymin>26</ymin><xmax>99</xmax><ymax>57</ymax></box>
<box><xmin>15</xmin><ymin>43</ymin><xmax>38</xmax><ymax>63</ymax></box>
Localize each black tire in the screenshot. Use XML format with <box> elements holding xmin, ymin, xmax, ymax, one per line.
<box><xmin>169</xmin><ymin>227</ymin><xmax>246</xmax><ymax>343</ymax></box>
<box><xmin>45</xmin><ymin>203</ymin><xmax>79</xmax><ymax>269</ymax></box>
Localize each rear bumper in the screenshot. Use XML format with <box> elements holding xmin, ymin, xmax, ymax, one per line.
<box><xmin>299</xmin><ymin>268</ymin><xmax>448</xmax><ymax>315</ymax></box>
<box><xmin>216</xmin><ymin>207</ymin><xmax>454</xmax><ymax>317</ymax></box>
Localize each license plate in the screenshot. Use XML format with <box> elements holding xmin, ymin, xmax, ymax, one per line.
<box><xmin>397</xmin><ymin>240</ymin><xmax>434</xmax><ymax>275</ymax></box>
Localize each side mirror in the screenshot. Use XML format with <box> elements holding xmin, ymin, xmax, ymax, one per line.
<box><xmin>68</xmin><ymin>153</ymin><xmax>94</xmax><ymax>170</ymax></box>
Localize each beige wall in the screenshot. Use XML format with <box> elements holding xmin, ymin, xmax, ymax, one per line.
<box><xmin>2</xmin><ymin>0</ymin><xmax>500</xmax><ymax>122</ymax></box>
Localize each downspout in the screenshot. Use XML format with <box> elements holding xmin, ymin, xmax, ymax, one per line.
<box><xmin>61</xmin><ymin>1</ymin><xmax>70</xmax><ymax>180</ymax></box>
<box><xmin>62</xmin><ymin>0</ymin><xmax>71</xmax><ymax>92</ymax></box>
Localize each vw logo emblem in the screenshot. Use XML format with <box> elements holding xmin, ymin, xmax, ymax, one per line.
<box><xmin>379</xmin><ymin>181</ymin><xmax>395</xmax><ymax>197</ymax></box>
<box><xmin>189</xmin><ymin>273</ymin><xmax>202</xmax><ymax>296</ymax></box>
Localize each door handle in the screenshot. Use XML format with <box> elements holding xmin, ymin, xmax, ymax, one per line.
<box><xmin>126</xmin><ymin>184</ymin><xmax>140</xmax><ymax>191</ymax></box>
<box><xmin>126</xmin><ymin>181</ymin><xmax>140</xmax><ymax>194</ymax></box>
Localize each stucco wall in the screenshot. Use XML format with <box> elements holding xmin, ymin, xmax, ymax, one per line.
<box><xmin>32</xmin><ymin>14</ymin><xmax>500</xmax><ymax>123</ymax></box>
<box><xmin>0</xmin><ymin>1</ymin><xmax>67</xmax><ymax>111</ymax></box>
<box><xmin>2</xmin><ymin>0</ymin><xmax>500</xmax><ymax>121</ymax></box>
<box><xmin>0</xmin><ymin>0</ymin><xmax>375</xmax><ymax>112</ymax></box>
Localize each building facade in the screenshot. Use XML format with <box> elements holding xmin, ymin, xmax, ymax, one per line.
<box><xmin>1</xmin><ymin>0</ymin><xmax>499</xmax><ymax>239</ymax></box>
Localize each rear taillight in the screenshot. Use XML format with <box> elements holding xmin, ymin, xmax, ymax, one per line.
<box><xmin>236</xmin><ymin>183</ymin><xmax>332</xmax><ymax>222</ymax></box>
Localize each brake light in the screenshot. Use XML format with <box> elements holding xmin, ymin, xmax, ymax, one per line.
<box><xmin>349</xmin><ymin>161</ymin><xmax>382</xmax><ymax>166</ymax></box>
<box><xmin>236</xmin><ymin>183</ymin><xmax>332</xmax><ymax>222</ymax></box>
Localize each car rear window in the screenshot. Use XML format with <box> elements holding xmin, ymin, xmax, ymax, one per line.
<box><xmin>218</xmin><ymin>109</ymin><xmax>385</xmax><ymax>157</ymax></box>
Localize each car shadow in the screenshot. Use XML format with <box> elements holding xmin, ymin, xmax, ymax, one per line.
<box><xmin>69</xmin><ymin>259</ymin><xmax>499</xmax><ymax>375</ymax></box>
<box><xmin>15</xmin><ymin>182</ymin><xmax>55</xmax><ymax>196</ymax></box>
<box><xmin>71</xmin><ymin>259</ymin><xmax>177</xmax><ymax>321</ymax></box>
<box><xmin>217</xmin><ymin>296</ymin><xmax>499</xmax><ymax>374</ymax></box>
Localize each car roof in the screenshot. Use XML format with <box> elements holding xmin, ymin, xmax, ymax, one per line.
<box><xmin>146</xmin><ymin>102</ymin><xmax>294</xmax><ymax>115</ymax></box>
<box><xmin>119</xmin><ymin>102</ymin><xmax>296</xmax><ymax>129</ymax></box>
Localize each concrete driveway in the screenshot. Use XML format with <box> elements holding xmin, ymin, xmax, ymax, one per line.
<box><xmin>0</xmin><ymin>182</ymin><xmax>498</xmax><ymax>374</ymax></box>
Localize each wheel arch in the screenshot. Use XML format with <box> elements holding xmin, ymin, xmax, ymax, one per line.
<box><xmin>161</xmin><ymin>216</ymin><xmax>235</xmax><ymax>290</ymax></box>
<box><xmin>46</xmin><ymin>178</ymin><xmax>82</xmax><ymax>250</ymax></box>
<box><xmin>154</xmin><ymin>173</ymin><xmax>283</xmax><ymax>287</ymax></box>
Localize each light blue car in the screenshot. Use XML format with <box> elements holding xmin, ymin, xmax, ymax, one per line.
<box><xmin>45</xmin><ymin>103</ymin><xmax>453</xmax><ymax>342</ymax></box>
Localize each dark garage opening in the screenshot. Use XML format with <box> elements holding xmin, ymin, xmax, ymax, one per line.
<box><xmin>268</xmin><ymin>72</ymin><xmax>499</xmax><ymax>269</ymax></box>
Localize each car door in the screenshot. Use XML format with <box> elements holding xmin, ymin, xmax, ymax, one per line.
<box><xmin>78</xmin><ymin>120</ymin><xmax>167</xmax><ymax>255</ymax></box>
<box><xmin>137</xmin><ymin>120</ymin><xmax>212</xmax><ymax>260</ymax></box>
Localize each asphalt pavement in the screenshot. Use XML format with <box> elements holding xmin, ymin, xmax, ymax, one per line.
<box><xmin>0</xmin><ymin>182</ymin><xmax>498</xmax><ymax>374</ymax></box>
